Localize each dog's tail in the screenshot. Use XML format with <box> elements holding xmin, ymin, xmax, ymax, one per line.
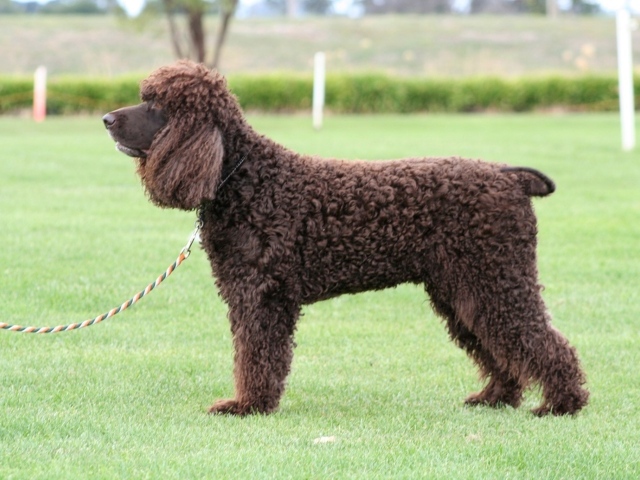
<box><xmin>501</xmin><ymin>167</ymin><xmax>556</xmax><ymax>197</ymax></box>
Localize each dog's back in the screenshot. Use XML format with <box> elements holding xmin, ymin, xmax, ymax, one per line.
<box><xmin>284</xmin><ymin>156</ymin><xmax>550</xmax><ymax>303</ymax></box>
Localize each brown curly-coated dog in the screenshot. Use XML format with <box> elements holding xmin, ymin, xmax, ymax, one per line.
<box><xmin>103</xmin><ymin>60</ymin><xmax>588</xmax><ymax>417</ymax></box>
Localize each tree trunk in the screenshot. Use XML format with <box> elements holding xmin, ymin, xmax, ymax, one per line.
<box><xmin>161</xmin><ymin>0</ymin><xmax>237</xmax><ymax>69</ymax></box>
<box><xmin>188</xmin><ymin>10</ymin><xmax>206</xmax><ymax>63</ymax></box>
<box><xmin>210</xmin><ymin>0</ymin><xmax>237</xmax><ymax>69</ymax></box>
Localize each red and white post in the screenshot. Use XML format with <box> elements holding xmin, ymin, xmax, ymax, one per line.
<box><xmin>33</xmin><ymin>66</ymin><xmax>47</xmax><ymax>122</ymax></box>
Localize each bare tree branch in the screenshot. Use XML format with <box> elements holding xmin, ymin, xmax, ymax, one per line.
<box><xmin>159</xmin><ymin>0</ymin><xmax>237</xmax><ymax>69</ymax></box>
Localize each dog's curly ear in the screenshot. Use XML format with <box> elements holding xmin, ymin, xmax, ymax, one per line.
<box><xmin>143</xmin><ymin>123</ymin><xmax>224</xmax><ymax>210</ymax></box>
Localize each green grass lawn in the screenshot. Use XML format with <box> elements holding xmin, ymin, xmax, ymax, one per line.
<box><xmin>1</xmin><ymin>113</ymin><xmax>639</xmax><ymax>478</ymax></box>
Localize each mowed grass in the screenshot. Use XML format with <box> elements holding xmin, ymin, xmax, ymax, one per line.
<box><xmin>0</xmin><ymin>113</ymin><xmax>639</xmax><ymax>479</ymax></box>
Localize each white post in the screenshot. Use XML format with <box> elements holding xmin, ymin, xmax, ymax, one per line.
<box><xmin>33</xmin><ymin>66</ymin><xmax>47</xmax><ymax>123</ymax></box>
<box><xmin>616</xmin><ymin>9</ymin><xmax>635</xmax><ymax>151</ymax></box>
<box><xmin>312</xmin><ymin>52</ymin><xmax>325</xmax><ymax>130</ymax></box>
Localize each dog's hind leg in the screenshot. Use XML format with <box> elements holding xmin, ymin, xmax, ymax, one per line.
<box><xmin>472</xmin><ymin>285</ymin><xmax>589</xmax><ymax>416</ymax></box>
<box><xmin>427</xmin><ymin>289</ymin><xmax>525</xmax><ymax>409</ymax></box>
<box><xmin>453</xmin><ymin>328</ymin><xmax>525</xmax><ymax>409</ymax></box>
<box><xmin>209</xmin><ymin>295</ymin><xmax>299</xmax><ymax>416</ymax></box>
<box><xmin>527</xmin><ymin>323</ymin><xmax>590</xmax><ymax>416</ymax></box>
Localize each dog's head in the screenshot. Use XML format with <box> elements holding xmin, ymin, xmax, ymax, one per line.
<box><xmin>103</xmin><ymin>60</ymin><xmax>237</xmax><ymax>210</ymax></box>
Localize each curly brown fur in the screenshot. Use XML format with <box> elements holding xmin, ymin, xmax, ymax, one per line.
<box><xmin>103</xmin><ymin>60</ymin><xmax>589</xmax><ymax>417</ymax></box>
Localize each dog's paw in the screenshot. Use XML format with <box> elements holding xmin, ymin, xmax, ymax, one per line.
<box><xmin>532</xmin><ymin>388</ymin><xmax>589</xmax><ymax>416</ymax></box>
<box><xmin>464</xmin><ymin>392</ymin><xmax>509</xmax><ymax>409</ymax></box>
<box><xmin>208</xmin><ymin>399</ymin><xmax>251</xmax><ymax>416</ymax></box>
<box><xmin>531</xmin><ymin>405</ymin><xmax>552</xmax><ymax>417</ymax></box>
<box><xmin>208</xmin><ymin>398</ymin><xmax>279</xmax><ymax>416</ymax></box>
<box><xmin>465</xmin><ymin>392</ymin><xmax>522</xmax><ymax>409</ymax></box>
<box><xmin>464</xmin><ymin>383</ymin><xmax>523</xmax><ymax>409</ymax></box>
<box><xmin>464</xmin><ymin>392</ymin><xmax>494</xmax><ymax>407</ymax></box>
<box><xmin>531</xmin><ymin>399</ymin><xmax>586</xmax><ymax>416</ymax></box>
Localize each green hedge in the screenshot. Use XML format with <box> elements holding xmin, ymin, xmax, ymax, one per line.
<box><xmin>0</xmin><ymin>72</ymin><xmax>632</xmax><ymax>115</ymax></box>
<box><xmin>47</xmin><ymin>76</ymin><xmax>141</xmax><ymax>115</ymax></box>
<box><xmin>0</xmin><ymin>77</ymin><xmax>33</xmax><ymax>113</ymax></box>
<box><xmin>0</xmin><ymin>74</ymin><xmax>141</xmax><ymax>115</ymax></box>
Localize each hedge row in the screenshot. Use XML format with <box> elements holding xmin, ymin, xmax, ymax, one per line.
<box><xmin>0</xmin><ymin>75</ymin><xmax>141</xmax><ymax>115</ymax></box>
<box><xmin>0</xmin><ymin>72</ymin><xmax>633</xmax><ymax>115</ymax></box>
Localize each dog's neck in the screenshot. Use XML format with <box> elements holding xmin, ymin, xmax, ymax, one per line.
<box><xmin>196</xmin><ymin>151</ymin><xmax>249</xmax><ymax>223</ymax></box>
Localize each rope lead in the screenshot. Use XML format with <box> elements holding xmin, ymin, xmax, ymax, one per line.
<box><xmin>1</xmin><ymin>221</ymin><xmax>201</xmax><ymax>334</ymax></box>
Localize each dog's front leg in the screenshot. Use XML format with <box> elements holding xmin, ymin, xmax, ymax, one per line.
<box><xmin>209</xmin><ymin>297</ymin><xmax>300</xmax><ymax>416</ymax></box>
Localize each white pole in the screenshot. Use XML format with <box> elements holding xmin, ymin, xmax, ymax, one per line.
<box><xmin>312</xmin><ymin>52</ymin><xmax>325</xmax><ymax>130</ymax></box>
<box><xmin>33</xmin><ymin>66</ymin><xmax>47</xmax><ymax>123</ymax></box>
<box><xmin>616</xmin><ymin>9</ymin><xmax>635</xmax><ymax>151</ymax></box>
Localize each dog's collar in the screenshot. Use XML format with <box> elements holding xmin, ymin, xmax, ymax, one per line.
<box><xmin>196</xmin><ymin>153</ymin><xmax>248</xmax><ymax>224</ymax></box>
<box><xmin>218</xmin><ymin>153</ymin><xmax>248</xmax><ymax>191</ymax></box>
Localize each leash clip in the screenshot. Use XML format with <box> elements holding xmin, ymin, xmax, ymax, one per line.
<box><xmin>181</xmin><ymin>218</ymin><xmax>202</xmax><ymax>258</ymax></box>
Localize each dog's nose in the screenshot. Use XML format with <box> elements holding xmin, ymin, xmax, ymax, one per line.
<box><xmin>102</xmin><ymin>113</ymin><xmax>116</xmax><ymax>129</ymax></box>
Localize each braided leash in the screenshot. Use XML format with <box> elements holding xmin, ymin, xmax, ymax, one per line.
<box><xmin>1</xmin><ymin>152</ymin><xmax>248</xmax><ymax>334</ymax></box>
<box><xmin>1</xmin><ymin>219</ymin><xmax>202</xmax><ymax>334</ymax></box>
